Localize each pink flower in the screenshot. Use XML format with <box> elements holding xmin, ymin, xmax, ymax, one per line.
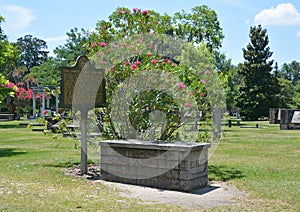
<box><xmin>125</xmin><ymin>9</ymin><xmax>130</xmax><ymax>13</ymax></box>
<box><xmin>200</xmin><ymin>79</ymin><xmax>206</xmax><ymax>84</ymax></box>
<box><xmin>172</xmin><ymin>63</ymin><xmax>177</xmax><ymax>67</ymax></box>
<box><xmin>5</xmin><ymin>82</ymin><xmax>16</xmax><ymax>89</ymax></box>
<box><xmin>123</xmin><ymin>61</ymin><xmax>130</xmax><ymax>66</ymax></box>
<box><xmin>134</xmin><ymin>61</ymin><xmax>142</xmax><ymax>65</ymax></box>
<box><xmin>118</xmin><ymin>10</ymin><xmax>122</xmax><ymax>15</ymax></box>
<box><xmin>133</xmin><ymin>8</ymin><xmax>138</xmax><ymax>12</ymax></box>
<box><xmin>100</xmin><ymin>42</ymin><xmax>107</xmax><ymax>47</ymax></box>
<box><xmin>151</xmin><ymin>59</ymin><xmax>158</xmax><ymax>64</ymax></box>
<box><xmin>131</xmin><ymin>64</ymin><xmax>137</xmax><ymax>70</ymax></box>
<box><xmin>141</xmin><ymin>10</ymin><xmax>148</xmax><ymax>15</ymax></box>
<box><xmin>147</xmin><ymin>53</ymin><xmax>152</xmax><ymax>57</ymax></box>
<box><xmin>37</xmin><ymin>93</ymin><xmax>42</xmax><ymax>99</ymax></box>
<box><xmin>205</xmin><ymin>70</ymin><xmax>211</xmax><ymax>74</ymax></box>
<box><xmin>184</xmin><ymin>103</ymin><xmax>191</xmax><ymax>108</ymax></box>
<box><xmin>166</xmin><ymin>58</ymin><xmax>171</xmax><ymax>63</ymax></box>
<box><xmin>152</xmin><ymin>31</ymin><xmax>157</xmax><ymax>34</ymax></box>
<box><xmin>90</xmin><ymin>42</ymin><xmax>98</xmax><ymax>48</ymax></box>
<box><xmin>43</xmin><ymin>110</ymin><xmax>48</xmax><ymax>115</ymax></box>
<box><xmin>162</xmin><ymin>61</ymin><xmax>165</xmax><ymax>65</ymax></box>
<box><xmin>176</xmin><ymin>82</ymin><xmax>185</xmax><ymax>90</ymax></box>
<box><xmin>200</xmin><ymin>93</ymin><xmax>205</xmax><ymax>97</ymax></box>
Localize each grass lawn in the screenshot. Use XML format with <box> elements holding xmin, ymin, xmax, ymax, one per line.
<box><xmin>0</xmin><ymin>120</ymin><xmax>299</xmax><ymax>211</ymax></box>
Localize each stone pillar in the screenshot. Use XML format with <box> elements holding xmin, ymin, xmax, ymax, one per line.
<box><xmin>55</xmin><ymin>93</ymin><xmax>59</xmax><ymax>114</ymax></box>
<box><xmin>47</xmin><ymin>97</ymin><xmax>50</xmax><ymax>109</ymax></box>
<box><xmin>32</xmin><ymin>93</ymin><xmax>36</xmax><ymax>118</ymax></box>
<box><xmin>41</xmin><ymin>91</ymin><xmax>45</xmax><ymax>117</ymax></box>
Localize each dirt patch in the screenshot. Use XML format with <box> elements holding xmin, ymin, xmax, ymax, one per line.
<box><xmin>65</xmin><ymin>164</ymin><xmax>246</xmax><ymax>209</ymax></box>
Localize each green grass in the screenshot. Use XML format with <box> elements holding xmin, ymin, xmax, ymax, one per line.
<box><xmin>209</xmin><ymin>121</ymin><xmax>300</xmax><ymax>211</ymax></box>
<box><xmin>0</xmin><ymin>120</ymin><xmax>299</xmax><ymax>211</ymax></box>
<box><xmin>0</xmin><ymin>121</ymin><xmax>181</xmax><ymax>211</ymax></box>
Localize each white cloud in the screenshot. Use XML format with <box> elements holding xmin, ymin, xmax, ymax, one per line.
<box><xmin>2</xmin><ymin>4</ymin><xmax>35</xmax><ymax>31</ymax></box>
<box><xmin>297</xmin><ymin>30</ymin><xmax>300</xmax><ymax>37</ymax></box>
<box><xmin>254</xmin><ymin>3</ymin><xmax>300</xmax><ymax>26</ymax></box>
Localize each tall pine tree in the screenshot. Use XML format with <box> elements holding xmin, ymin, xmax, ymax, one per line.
<box><xmin>237</xmin><ymin>25</ymin><xmax>280</xmax><ymax>120</ymax></box>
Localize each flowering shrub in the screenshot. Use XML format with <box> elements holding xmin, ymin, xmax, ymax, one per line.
<box><xmin>85</xmin><ymin>7</ymin><xmax>223</xmax><ymax>142</ymax></box>
<box><xmin>90</xmin><ymin>45</ymin><xmax>214</xmax><ymax>141</ymax></box>
<box><xmin>0</xmin><ymin>74</ymin><xmax>17</xmax><ymax>104</ymax></box>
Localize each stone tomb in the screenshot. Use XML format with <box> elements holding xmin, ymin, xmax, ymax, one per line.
<box><xmin>99</xmin><ymin>140</ymin><xmax>210</xmax><ymax>192</ymax></box>
<box><xmin>280</xmin><ymin>109</ymin><xmax>300</xmax><ymax>130</ymax></box>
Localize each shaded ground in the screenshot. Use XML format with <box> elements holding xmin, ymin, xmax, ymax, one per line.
<box><xmin>65</xmin><ymin>164</ymin><xmax>246</xmax><ymax>209</ymax></box>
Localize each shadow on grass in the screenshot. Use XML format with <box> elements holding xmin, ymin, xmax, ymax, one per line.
<box><xmin>0</xmin><ymin>148</ymin><xmax>27</xmax><ymax>157</ymax></box>
<box><xmin>44</xmin><ymin>161</ymin><xmax>80</xmax><ymax>168</ymax></box>
<box><xmin>0</xmin><ymin>123</ymin><xmax>28</xmax><ymax>129</ymax></box>
<box><xmin>208</xmin><ymin>165</ymin><xmax>245</xmax><ymax>181</ymax></box>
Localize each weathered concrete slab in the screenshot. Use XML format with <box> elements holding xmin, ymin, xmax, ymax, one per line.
<box><xmin>99</xmin><ymin>140</ymin><xmax>210</xmax><ymax>192</ymax></box>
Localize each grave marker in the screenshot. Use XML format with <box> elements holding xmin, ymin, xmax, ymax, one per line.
<box><xmin>60</xmin><ymin>56</ymin><xmax>106</xmax><ymax>174</ymax></box>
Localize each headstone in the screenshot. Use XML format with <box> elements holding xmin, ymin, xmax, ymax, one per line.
<box><xmin>291</xmin><ymin>111</ymin><xmax>300</xmax><ymax>124</ymax></box>
<box><xmin>269</xmin><ymin>108</ymin><xmax>282</xmax><ymax>124</ymax></box>
<box><xmin>280</xmin><ymin>109</ymin><xmax>300</xmax><ymax>130</ymax></box>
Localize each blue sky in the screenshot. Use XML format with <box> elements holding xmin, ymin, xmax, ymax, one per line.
<box><xmin>0</xmin><ymin>0</ymin><xmax>299</xmax><ymax>66</ymax></box>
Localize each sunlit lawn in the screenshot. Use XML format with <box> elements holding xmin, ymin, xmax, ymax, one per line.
<box><xmin>209</xmin><ymin>121</ymin><xmax>300</xmax><ymax>211</ymax></box>
<box><xmin>0</xmin><ymin>120</ymin><xmax>299</xmax><ymax>211</ymax></box>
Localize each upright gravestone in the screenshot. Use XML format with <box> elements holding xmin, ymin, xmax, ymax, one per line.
<box><xmin>60</xmin><ymin>56</ymin><xmax>106</xmax><ymax>174</ymax></box>
<box><xmin>269</xmin><ymin>108</ymin><xmax>282</xmax><ymax>124</ymax></box>
<box><xmin>280</xmin><ymin>109</ymin><xmax>300</xmax><ymax>130</ymax></box>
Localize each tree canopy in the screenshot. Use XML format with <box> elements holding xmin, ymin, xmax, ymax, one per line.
<box><xmin>237</xmin><ymin>25</ymin><xmax>280</xmax><ymax>120</ymax></box>
<box><xmin>54</xmin><ymin>27</ymin><xmax>89</xmax><ymax>65</ymax></box>
<box><xmin>88</xmin><ymin>6</ymin><xmax>224</xmax><ymax>55</ymax></box>
<box><xmin>15</xmin><ymin>35</ymin><xmax>49</xmax><ymax>74</ymax></box>
<box><xmin>0</xmin><ymin>16</ymin><xmax>19</xmax><ymax>81</ymax></box>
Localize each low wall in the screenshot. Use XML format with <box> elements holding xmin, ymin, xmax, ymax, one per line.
<box><xmin>99</xmin><ymin>140</ymin><xmax>210</xmax><ymax>192</ymax></box>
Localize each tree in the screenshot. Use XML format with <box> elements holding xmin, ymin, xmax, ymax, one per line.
<box><xmin>87</xmin><ymin>7</ymin><xmax>220</xmax><ymax>141</ymax></box>
<box><xmin>0</xmin><ymin>16</ymin><xmax>19</xmax><ymax>80</ymax></box>
<box><xmin>291</xmin><ymin>81</ymin><xmax>300</xmax><ymax>108</ymax></box>
<box><xmin>25</xmin><ymin>57</ymin><xmax>62</xmax><ymax>87</ymax></box>
<box><xmin>237</xmin><ymin>25</ymin><xmax>280</xmax><ymax>120</ymax></box>
<box><xmin>15</xmin><ymin>35</ymin><xmax>49</xmax><ymax>74</ymax></box>
<box><xmin>88</xmin><ymin>7</ymin><xmax>173</xmax><ymax>54</ymax></box>
<box><xmin>88</xmin><ymin>6</ymin><xmax>224</xmax><ymax>54</ymax></box>
<box><xmin>173</xmin><ymin>5</ymin><xmax>224</xmax><ymax>51</ymax></box>
<box><xmin>277</xmin><ymin>78</ymin><xmax>294</xmax><ymax>108</ymax></box>
<box><xmin>212</xmin><ymin>51</ymin><xmax>240</xmax><ymax>112</ymax></box>
<box><xmin>0</xmin><ymin>74</ymin><xmax>16</xmax><ymax>105</ymax></box>
<box><xmin>54</xmin><ymin>27</ymin><xmax>89</xmax><ymax>65</ymax></box>
<box><xmin>276</xmin><ymin>61</ymin><xmax>300</xmax><ymax>85</ymax></box>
